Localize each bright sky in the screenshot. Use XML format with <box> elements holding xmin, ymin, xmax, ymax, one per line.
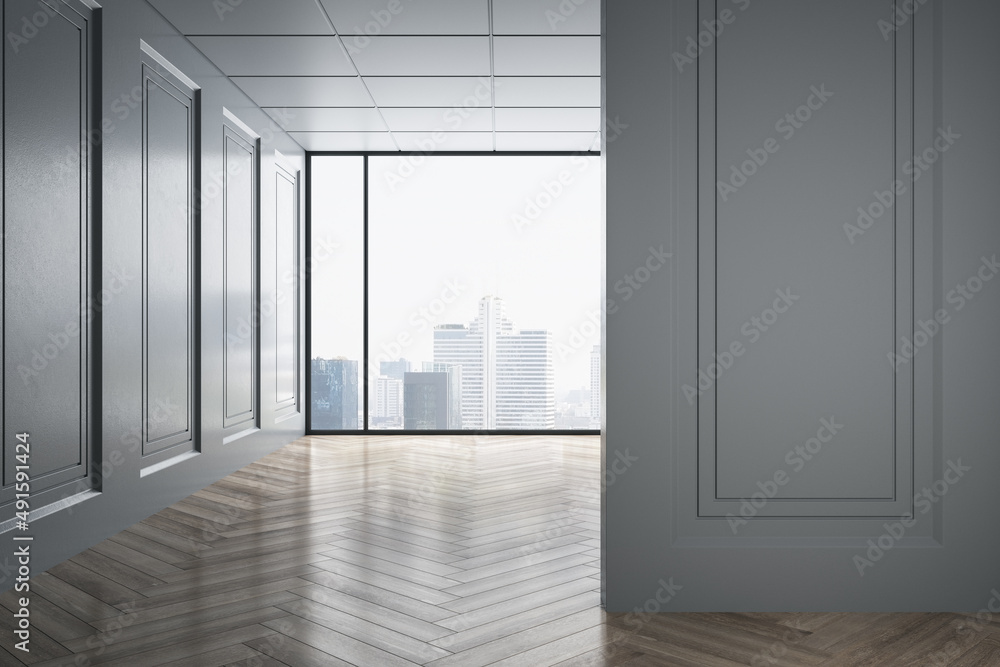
<box><xmin>310</xmin><ymin>154</ymin><xmax>603</xmax><ymax>395</ymax></box>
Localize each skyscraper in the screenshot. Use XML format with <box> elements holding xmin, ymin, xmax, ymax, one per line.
<box><xmin>311</xmin><ymin>358</ymin><xmax>359</xmax><ymax>430</ymax></box>
<box><xmin>379</xmin><ymin>359</ymin><xmax>410</xmax><ymax>381</ymax></box>
<box><xmin>403</xmin><ymin>367</ymin><xmax>462</xmax><ymax>430</ymax></box>
<box><xmin>434</xmin><ymin>296</ymin><xmax>554</xmax><ymax>429</ymax></box>
<box><xmin>373</xmin><ymin>374</ymin><xmax>403</xmax><ymax>427</ymax></box>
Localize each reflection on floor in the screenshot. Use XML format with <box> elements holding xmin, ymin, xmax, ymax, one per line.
<box><xmin>2</xmin><ymin>435</ymin><xmax>999</xmax><ymax>666</ymax></box>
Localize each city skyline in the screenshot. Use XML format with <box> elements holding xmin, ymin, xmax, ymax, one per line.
<box><xmin>312</xmin><ymin>295</ymin><xmax>599</xmax><ymax>430</ymax></box>
<box><xmin>311</xmin><ymin>155</ymin><xmax>603</xmax><ymax>397</ymax></box>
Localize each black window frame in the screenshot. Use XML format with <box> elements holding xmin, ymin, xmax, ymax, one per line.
<box><xmin>305</xmin><ymin>150</ymin><xmax>602</xmax><ymax>436</ymax></box>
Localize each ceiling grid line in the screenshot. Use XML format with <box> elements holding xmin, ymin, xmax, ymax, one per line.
<box><xmin>311</xmin><ymin>0</ymin><xmax>401</xmax><ymax>151</ymax></box>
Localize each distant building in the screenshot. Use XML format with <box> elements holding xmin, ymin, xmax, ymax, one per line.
<box><xmin>434</xmin><ymin>296</ymin><xmax>554</xmax><ymax>429</ymax></box>
<box><xmin>373</xmin><ymin>375</ymin><xmax>403</xmax><ymax>428</ymax></box>
<box><xmin>311</xmin><ymin>358</ymin><xmax>358</xmax><ymax>430</ymax></box>
<box><xmin>404</xmin><ymin>368</ymin><xmax>462</xmax><ymax>430</ymax></box>
<box><xmin>379</xmin><ymin>359</ymin><xmax>409</xmax><ymax>381</ymax></box>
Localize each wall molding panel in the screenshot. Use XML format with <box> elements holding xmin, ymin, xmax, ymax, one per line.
<box><xmin>2</xmin><ymin>0</ymin><xmax>100</xmax><ymax>510</ymax></box>
<box><xmin>221</xmin><ymin>109</ymin><xmax>260</xmax><ymax>435</ymax></box>
<box><xmin>274</xmin><ymin>155</ymin><xmax>300</xmax><ymax>420</ymax></box>
<box><xmin>140</xmin><ymin>41</ymin><xmax>201</xmax><ymax>468</ymax></box>
<box><xmin>692</xmin><ymin>0</ymin><xmax>935</xmax><ymax>522</ymax></box>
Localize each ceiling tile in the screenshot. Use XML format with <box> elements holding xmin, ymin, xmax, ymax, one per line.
<box><xmin>492</xmin><ymin>0</ymin><xmax>600</xmax><ymax>35</ymax></box>
<box><xmin>495</xmin><ymin>132</ymin><xmax>597</xmax><ymax>151</ymax></box>
<box><xmin>493</xmin><ymin>36</ymin><xmax>600</xmax><ymax>75</ymax></box>
<box><xmin>380</xmin><ymin>107</ymin><xmax>492</xmax><ymax>132</ymax></box>
<box><xmin>394</xmin><ymin>132</ymin><xmax>494</xmax><ymax>151</ymax></box>
<box><xmin>289</xmin><ymin>132</ymin><xmax>397</xmax><ymax>151</ymax></box>
<box><xmin>188</xmin><ymin>36</ymin><xmax>355</xmax><ymax>76</ymax></box>
<box><xmin>148</xmin><ymin>0</ymin><xmax>333</xmax><ymax>35</ymax></box>
<box><xmin>365</xmin><ymin>76</ymin><xmax>493</xmax><ymax>107</ymax></box>
<box><xmin>264</xmin><ymin>107</ymin><xmax>387</xmax><ymax>132</ymax></box>
<box><xmin>230</xmin><ymin>77</ymin><xmax>372</xmax><ymax>107</ymax></box>
<box><xmin>495</xmin><ymin>108</ymin><xmax>600</xmax><ymax>132</ymax></box>
<box><xmin>320</xmin><ymin>0</ymin><xmax>489</xmax><ymax>36</ymax></box>
<box><xmin>350</xmin><ymin>37</ymin><xmax>491</xmax><ymax>76</ymax></box>
<box><xmin>494</xmin><ymin>76</ymin><xmax>600</xmax><ymax>107</ymax></box>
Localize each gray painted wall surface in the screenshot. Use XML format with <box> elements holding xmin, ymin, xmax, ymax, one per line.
<box><xmin>604</xmin><ymin>0</ymin><xmax>1000</xmax><ymax>611</ymax></box>
<box><xmin>1</xmin><ymin>0</ymin><xmax>306</xmax><ymax>587</ymax></box>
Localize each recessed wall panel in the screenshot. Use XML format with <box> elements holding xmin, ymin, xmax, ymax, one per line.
<box><xmin>2</xmin><ymin>0</ymin><xmax>96</xmax><ymax>504</ymax></box>
<box><xmin>697</xmin><ymin>0</ymin><xmax>916</xmax><ymax>517</ymax></box>
<box><xmin>141</xmin><ymin>47</ymin><xmax>199</xmax><ymax>459</ymax></box>
<box><xmin>223</xmin><ymin>120</ymin><xmax>259</xmax><ymax>431</ymax></box>
<box><xmin>274</xmin><ymin>161</ymin><xmax>299</xmax><ymax>414</ymax></box>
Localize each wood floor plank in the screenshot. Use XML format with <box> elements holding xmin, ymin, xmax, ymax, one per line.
<box><xmin>30</xmin><ymin>572</ymin><xmax>124</xmax><ymax>621</ymax></box>
<box><xmin>96</xmin><ymin>625</ymin><xmax>280</xmax><ymax>667</ymax></box>
<box><xmin>299</xmin><ymin>569</ymin><xmax>455</xmax><ymax>623</ymax></box>
<box><xmin>156</xmin><ymin>643</ymin><xmax>263</xmax><ymax>667</ymax></box>
<box><xmin>103</xmin><ymin>532</ymin><xmax>192</xmax><ymax>568</ymax></box>
<box><xmin>71</xmin><ymin>591</ymin><xmax>301</xmax><ymax>649</ymax></box>
<box><xmin>289</xmin><ymin>583</ymin><xmax>453</xmax><ymax>642</ymax></box>
<box><xmin>262</xmin><ymin>615</ymin><xmax>423</xmax><ymax>667</ymax></box>
<box><xmin>46</xmin><ymin>560</ymin><xmax>144</xmax><ymax>607</ymax></box>
<box><xmin>48</xmin><ymin>607</ymin><xmax>290</xmax><ymax>666</ymax></box>
<box><xmin>244</xmin><ymin>633</ymin><xmax>353</xmax><ymax>667</ymax></box>
<box><xmin>276</xmin><ymin>596</ymin><xmax>452</xmax><ymax>663</ymax></box>
<box><xmin>425</xmin><ymin>607</ymin><xmax>606</xmax><ymax>667</ymax></box>
<box><xmin>69</xmin><ymin>549</ymin><xmax>167</xmax><ymax>591</ymax></box>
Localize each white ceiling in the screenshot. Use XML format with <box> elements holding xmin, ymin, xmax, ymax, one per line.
<box><xmin>148</xmin><ymin>0</ymin><xmax>602</xmax><ymax>153</ymax></box>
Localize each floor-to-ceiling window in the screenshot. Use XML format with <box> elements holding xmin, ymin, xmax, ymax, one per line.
<box><xmin>309</xmin><ymin>153</ymin><xmax>602</xmax><ymax>433</ymax></box>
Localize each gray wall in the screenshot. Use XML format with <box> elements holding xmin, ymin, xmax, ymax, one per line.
<box><xmin>604</xmin><ymin>0</ymin><xmax>1000</xmax><ymax>611</ymax></box>
<box><xmin>2</xmin><ymin>0</ymin><xmax>306</xmax><ymax>587</ymax></box>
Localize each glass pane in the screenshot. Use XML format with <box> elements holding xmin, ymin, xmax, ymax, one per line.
<box><xmin>310</xmin><ymin>156</ymin><xmax>364</xmax><ymax>430</ymax></box>
<box><xmin>368</xmin><ymin>155</ymin><xmax>603</xmax><ymax>430</ymax></box>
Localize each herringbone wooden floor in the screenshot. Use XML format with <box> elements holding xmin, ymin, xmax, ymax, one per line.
<box><xmin>2</xmin><ymin>435</ymin><xmax>999</xmax><ymax>666</ymax></box>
